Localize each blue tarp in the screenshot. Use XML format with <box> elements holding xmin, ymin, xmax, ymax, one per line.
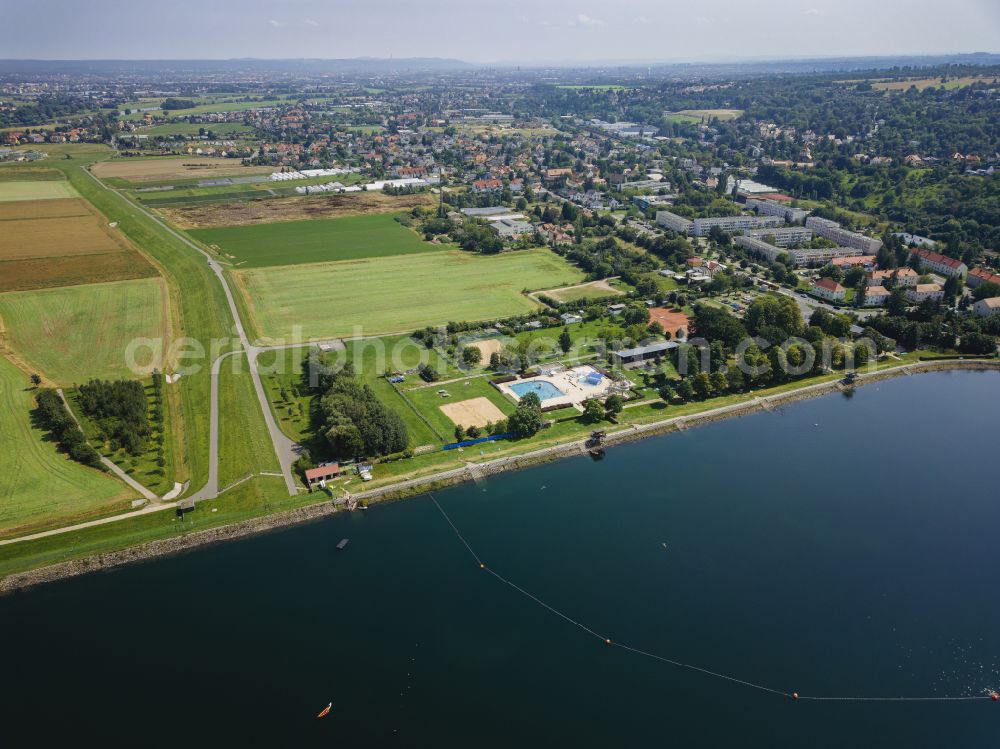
<box><xmin>443</xmin><ymin>433</ymin><xmax>515</xmax><ymax>450</ymax></box>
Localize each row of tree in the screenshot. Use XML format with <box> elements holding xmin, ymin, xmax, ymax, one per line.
<box><xmin>33</xmin><ymin>389</ymin><xmax>103</xmax><ymax>470</ymax></box>
<box><xmin>77</xmin><ymin>379</ymin><xmax>151</xmax><ymax>457</ymax></box>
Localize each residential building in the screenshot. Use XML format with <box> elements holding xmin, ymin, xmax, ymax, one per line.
<box><xmin>805</xmin><ymin>216</ymin><xmax>883</xmax><ymax>255</ymax></box>
<box><xmin>869</xmin><ymin>267</ymin><xmax>919</xmax><ymax>288</ymax></box>
<box><xmin>863</xmin><ymin>285</ymin><xmax>890</xmax><ymax>306</ymax></box>
<box><xmin>491</xmin><ymin>218</ymin><xmax>534</xmax><ymax>239</ymax></box>
<box><xmin>905</xmin><ymin>283</ymin><xmax>944</xmax><ymax>303</ymax></box>
<box><xmin>691</xmin><ymin>214</ymin><xmax>783</xmax><ymax>237</ymax></box>
<box><xmin>655</xmin><ymin>210</ymin><xmax>694</xmax><ymax>233</ymax></box>
<box><xmin>745</xmin><ymin>198</ymin><xmax>809</xmax><ymax>223</ymax></box>
<box><xmin>967</xmin><ymin>267</ymin><xmax>1000</xmax><ymax>289</ymax></box>
<box><xmin>812</xmin><ymin>277</ymin><xmax>847</xmax><ymax>302</ymax></box>
<box><xmin>912</xmin><ymin>248</ymin><xmax>968</xmax><ymax>278</ymax></box>
<box><xmin>744</xmin><ymin>226</ymin><xmax>813</xmax><ymax>247</ymax></box>
<box><xmin>973</xmin><ymin>297</ymin><xmax>1000</xmax><ymax>317</ymax></box>
<box><xmin>305</xmin><ymin>463</ymin><xmax>341</xmax><ymax>489</ymax></box>
<box><xmin>560</xmin><ymin>312</ymin><xmax>583</xmax><ymax>325</ymax></box>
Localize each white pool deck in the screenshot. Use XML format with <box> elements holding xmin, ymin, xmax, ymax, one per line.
<box><xmin>499</xmin><ymin>365</ymin><xmax>614</xmax><ymax>408</ymax></box>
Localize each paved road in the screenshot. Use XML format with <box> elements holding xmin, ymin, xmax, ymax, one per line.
<box><xmin>84</xmin><ymin>167</ymin><xmax>299</xmax><ymax>498</ymax></box>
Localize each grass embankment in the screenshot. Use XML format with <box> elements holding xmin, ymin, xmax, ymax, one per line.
<box><xmin>0</xmin><ymin>356</ymin><xmax>134</xmax><ymax>539</ymax></box>
<box><xmin>52</xmin><ymin>145</ymin><xmax>238</xmax><ymax>494</ymax></box>
<box><xmin>217</xmin><ymin>354</ymin><xmax>280</xmax><ymax>488</ymax></box>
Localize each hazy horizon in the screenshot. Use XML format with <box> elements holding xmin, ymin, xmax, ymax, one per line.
<box><xmin>3</xmin><ymin>0</ymin><xmax>998</xmax><ymax>63</ymax></box>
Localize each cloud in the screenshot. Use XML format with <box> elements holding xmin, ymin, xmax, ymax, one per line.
<box><xmin>303</xmin><ymin>18</ymin><xmax>319</xmax><ymax>27</ymax></box>
<box><xmin>695</xmin><ymin>16</ymin><xmax>716</xmax><ymax>25</ymax></box>
<box><xmin>575</xmin><ymin>14</ymin><xmax>605</xmax><ymax>27</ymax></box>
<box><xmin>804</xmin><ymin>8</ymin><xmax>825</xmax><ymax>16</ymax></box>
<box><xmin>267</xmin><ymin>19</ymin><xmax>287</xmax><ymax>27</ymax></box>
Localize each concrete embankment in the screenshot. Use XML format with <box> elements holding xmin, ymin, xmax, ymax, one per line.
<box><xmin>3</xmin><ymin>359</ymin><xmax>997</xmax><ymax>595</ymax></box>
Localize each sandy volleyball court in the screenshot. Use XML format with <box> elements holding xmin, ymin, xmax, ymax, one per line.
<box><xmin>439</xmin><ymin>397</ymin><xmax>507</xmax><ymax>428</ymax></box>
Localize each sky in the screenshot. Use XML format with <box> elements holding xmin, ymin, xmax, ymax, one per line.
<box><xmin>2</xmin><ymin>0</ymin><xmax>998</xmax><ymax>63</ymax></box>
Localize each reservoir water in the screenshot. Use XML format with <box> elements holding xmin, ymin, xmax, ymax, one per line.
<box><xmin>2</xmin><ymin>370</ymin><xmax>999</xmax><ymax>747</ymax></box>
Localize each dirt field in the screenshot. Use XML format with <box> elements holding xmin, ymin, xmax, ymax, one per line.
<box><xmin>91</xmin><ymin>157</ymin><xmax>274</xmax><ymax>183</ymax></box>
<box><xmin>543</xmin><ymin>279</ymin><xmax>626</xmax><ymax>303</ymax></box>
<box><xmin>469</xmin><ymin>339</ymin><xmax>503</xmax><ymax>360</ymax></box>
<box><xmin>439</xmin><ymin>397</ymin><xmax>507</xmax><ymax>429</ymax></box>
<box><xmin>0</xmin><ymin>198</ymin><xmax>157</xmax><ymax>291</ymax></box>
<box><xmin>159</xmin><ymin>190</ymin><xmax>436</xmax><ymax>229</ymax></box>
<box><xmin>649</xmin><ymin>307</ymin><xmax>690</xmax><ymax>337</ymax></box>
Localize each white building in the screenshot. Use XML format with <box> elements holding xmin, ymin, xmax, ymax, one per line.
<box><xmin>805</xmin><ymin>216</ymin><xmax>883</xmax><ymax>255</ymax></box>
<box><xmin>655</xmin><ymin>210</ymin><xmax>694</xmax><ymax>233</ymax></box>
<box><xmin>905</xmin><ymin>283</ymin><xmax>944</xmax><ymax>303</ymax></box>
<box><xmin>812</xmin><ymin>277</ymin><xmax>847</xmax><ymax>301</ymax></box>
<box><xmin>691</xmin><ymin>214</ymin><xmax>783</xmax><ymax>237</ymax></box>
<box><xmin>973</xmin><ymin>297</ymin><xmax>1000</xmax><ymax>317</ymax></box>
<box><xmin>744</xmin><ymin>226</ymin><xmax>813</xmax><ymax>247</ymax></box>
<box><xmin>912</xmin><ymin>248</ymin><xmax>968</xmax><ymax>278</ymax></box>
<box><xmin>863</xmin><ymin>285</ymin><xmax>890</xmax><ymax>306</ymax></box>
<box><xmin>746</xmin><ymin>198</ymin><xmax>809</xmax><ymax>223</ymax></box>
<box><xmin>869</xmin><ymin>268</ymin><xmax>919</xmax><ymax>288</ymax></box>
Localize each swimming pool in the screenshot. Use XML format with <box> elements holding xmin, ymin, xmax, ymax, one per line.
<box><xmin>509</xmin><ymin>379</ymin><xmax>565</xmax><ymax>401</ymax></box>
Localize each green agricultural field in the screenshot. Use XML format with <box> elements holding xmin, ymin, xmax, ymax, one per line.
<box><xmin>665</xmin><ymin>109</ymin><xmax>744</xmax><ymax>123</ymax></box>
<box><xmin>0</xmin><ymin>180</ymin><xmax>79</xmax><ymax>202</ymax></box>
<box><xmin>217</xmin><ymin>354</ymin><xmax>280</xmax><ymax>487</ymax></box>
<box><xmin>0</xmin><ymin>277</ymin><xmax>167</xmax><ymax>384</ymax></box>
<box><xmin>190</xmin><ymin>213</ymin><xmax>433</xmax><ymax>267</ymax></box>
<box><xmin>0</xmin><ymin>356</ymin><xmax>133</xmax><ymax>538</ymax></box>
<box><xmin>233</xmin><ymin>249</ymin><xmax>584</xmax><ymax>343</ymax></box>
<box><xmin>141</xmin><ymin>121</ymin><xmax>251</xmax><ymax>138</ymax></box>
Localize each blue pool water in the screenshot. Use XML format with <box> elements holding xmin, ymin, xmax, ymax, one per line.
<box><xmin>510</xmin><ymin>379</ymin><xmax>565</xmax><ymax>400</ymax></box>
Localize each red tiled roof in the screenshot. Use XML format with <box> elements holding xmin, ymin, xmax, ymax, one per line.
<box><xmin>305</xmin><ymin>464</ymin><xmax>340</xmax><ymax>480</ymax></box>
<box><xmin>815</xmin><ymin>277</ymin><xmax>845</xmax><ymax>292</ymax></box>
<box><xmin>915</xmin><ymin>248</ymin><xmax>965</xmax><ymax>270</ymax></box>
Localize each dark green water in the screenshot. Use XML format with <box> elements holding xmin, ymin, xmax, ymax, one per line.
<box><xmin>3</xmin><ymin>371</ymin><xmax>999</xmax><ymax>747</ymax></box>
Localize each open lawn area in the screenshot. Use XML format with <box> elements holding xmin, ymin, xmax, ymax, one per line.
<box><xmin>666</xmin><ymin>109</ymin><xmax>744</xmax><ymax>123</ymax></box>
<box><xmin>141</xmin><ymin>121</ymin><xmax>252</xmax><ymax>138</ymax></box>
<box><xmin>232</xmin><ymin>249</ymin><xmax>584</xmax><ymax>343</ymax></box>
<box><xmin>0</xmin><ymin>356</ymin><xmax>133</xmax><ymax>539</ymax></box>
<box><xmin>91</xmin><ymin>157</ymin><xmax>273</xmax><ymax>183</ymax></box>
<box><xmin>541</xmin><ymin>278</ymin><xmax>627</xmax><ymax>303</ymax></box>
<box><xmin>405</xmin><ymin>377</ymin><xmax>515</xmax><ymax>438</ymax></box>
<box><xmin>0</xmin><ymin>180</ymin><xmax>79</xmax><ymax>202</ymax></box>
<box><xmin>0</xmin><ymin>278</ymin><xmax>168</xmax><ymax>384</ymax></box>
<box><xmin>190</xmin><ymin>213</ymin><xmax>434</xmax><ymax>267</ymax></box>
<box><xmin>218</xmin><ymin>354</ymin><xmax>280</xmax><ymax>487</ymax></box>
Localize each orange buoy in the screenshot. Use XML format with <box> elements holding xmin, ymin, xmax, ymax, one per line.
<box><xmin>992</xmin><ymin>692</ymin><xmax>998</xmax><ymax>702</ymax></box>
<box><xmin>792</xmin><ymin>693</ymin><xmax>799</xmax><ymax>700</ymax></box>
<box><xmin>605</xmin><ymin>639</ymin><xmax>612</xmax><ymax>646</ymax></box>
<box><xmin>479</xmin><ymin>563</ymin><xmax>485</xmax><ymax>569</ymax></box>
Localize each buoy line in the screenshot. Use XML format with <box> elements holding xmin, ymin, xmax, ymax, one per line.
<box><xmin>428</xmin><ymin>493</ymin><xmax>998</xmax><ymax>704</ymax></box>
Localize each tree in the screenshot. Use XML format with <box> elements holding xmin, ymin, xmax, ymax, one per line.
<box><xmin>467</xmin><ymin>425</ymin><xmax>482</xmax><ymax>439</ymax></box>
<box><xmin>461</xmin><ymin>345</ymin><xmax>482</xmax><ymax>367</ymax></box>
<box><xmin>692</xmin><ymin>372</ymin><xmax>713</xmax><ymax>400</ymax></box>
<box><xmin>675</xmin><ymin>378</ymin><xmax>695</xmax><ymax>401</ymax></box>
<box><xmin>30</xmin><ymin>373</ymin><xmax>41</xmax><ymax>387</ymax></box>
<box><xmin>508</xmin><ymin>398</ymin><xmax>542</xmax><ymax>437</ymax></box>
<box><xmin>454</xmin><ymin>425</ymin><xmax>465</xmax><ymax>442</ymax></box>
<box><xmin>604</xmin><ymin>394</ymin><xmax>623</xmax><ymax>419</ymax></box>
<box><xmin>582</xmin><ymin>398</ymin><xmax>604</xmax><ymax>423</ymax></box>
<box><xmin>972</xmin><ymin>281</ymin><xmax>1000</xmax><ymax>301</ymax></box>
<box><xmin>558</xmin><ymin>327</ymin><xmax>572</xmax><ymax>353</ymax></box>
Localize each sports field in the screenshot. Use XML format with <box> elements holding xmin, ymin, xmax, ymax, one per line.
<box><xmin>0</xmin><ymin>278</ymin><xmax>168</xmax><ymax>384</ymax></box>
<box><xmin>0</xmin><ymin>197</ymin><xmax>158</xmax><ymax>291</ymax></box>
<box><xmin>0</xmin><ymin>180</ymin><xmax>79</xmax><ymax>202</ymax></box>
<box><xmin>405</xmin><ymin>377</ymin><xmax>514</xmax><ymax>438</ymax></box>
<box><xmin>91</xmin><ymin>157</ymin><xmax>273</xmax><ymax>183</ymax></box>
<box><xmin>0</xmin><ymin>356</ymin><xmax>132</xmax><ymax>538</ymax></box>
<box><xmin>190</xmin><ymin>213</ymin><xmax>433</xmax><ymax>267</ymax></box>
<box><xmin>233</xmin><ymin>249</ymin><xmax>584</xmax><ymax>343</ymax></box>
<box><xmin>665</xmin><ymin>109</ymin><xmax>744</xmax><ymax>123</ymax></box>
<box><xmin>543</xmin><ymin>279</ymin><xmax>626</xmax><ymax>303</ymax></box>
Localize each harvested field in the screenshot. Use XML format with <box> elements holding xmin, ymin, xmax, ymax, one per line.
<box><xmin>159</xmin><ymin>190</ymin><xmax>436</xmax><ymax>229</ymax></box>
<box><xmin>0</xmin><ymin>253</ymin><xmax>158</xmax><ymax>293</ymax></box>
<box><xmin>0</xmin><ymin>198</ymin><xmax>157</xmax><ymax>291</ymax></box>
<box><xmin>0</xmin><ymin>181</ymin><xmax>79</xmax><ymax>202</ymax></box>
<box><xmin>0</xmin><ymin>278</ymin><xmax>168</xmax><ymax>384</ymax></box>
<box><xmin>439</xmin><ymin>397</ymin><xmax>507</xmax><ymax>429</ymax></box>
<box><xmin>91</xmin><ymin>157</ymin><xmax>273</xmax><ymax>183</ymax></box>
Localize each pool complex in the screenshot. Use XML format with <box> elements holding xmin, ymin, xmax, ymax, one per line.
<box><xmin>509</xmin><ymin>379</ymin><xmax>565</xmax><ymax>401</ymax></box>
